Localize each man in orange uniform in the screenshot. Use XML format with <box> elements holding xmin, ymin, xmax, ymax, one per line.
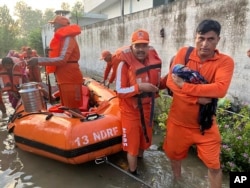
<box><xmin>116</xmin><ymin>29</ymin><xmax>163</xmax><ymax>175</ymax></box>
<box><xmin>27</xmin><ymin>15</ymin><xmax>83</xmax><ymax>115</ymax></box>
<box><xmin>163</xmin><ymin>19</ymin><xmax>234</xmax><ymax>188</ymax></box>
<box><xmin>0</xmin><ymin>57</ymin><xmax>28</xmax><ymax>108</ymax></box>
<box><xmin>99</xmin><ymin>50</ymin><xmax>120</xmax><ymax>88</ymax></box>
<box><xmin>247</xmin><ymin>49</ymin><xmax>250</xmax><ymax>58</ymax></box>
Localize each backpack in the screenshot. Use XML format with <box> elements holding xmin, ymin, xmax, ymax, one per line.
<box><xmin>166</xmin><ymin>46</ymin><xmax>194</xmax><ymax>96</ymax></box>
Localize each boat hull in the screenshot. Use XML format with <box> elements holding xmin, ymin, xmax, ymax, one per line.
<box><xmin>8</xmin><ymin>78</ymin><xmax>122</xmax><ymax>164</ymax></box>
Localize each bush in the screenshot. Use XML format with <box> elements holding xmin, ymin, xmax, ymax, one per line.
<box><xmin>154</xmin><ymin>92</ymin><xmax>250</xmax><ymax>172</ymax></box>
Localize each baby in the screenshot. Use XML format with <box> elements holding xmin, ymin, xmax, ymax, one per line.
<box><xmin>172</xmin><ymin>64</ymin><xmax>207</xmax><ymax>84</ymax></box>
<box><xmin>172</xmin><ymin>64</ymin><xmax>217</xmax><ymax>135</ymax></box>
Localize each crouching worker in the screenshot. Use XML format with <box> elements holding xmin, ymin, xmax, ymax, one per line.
<box><xmin>0</xmin><ymin>57</ymin><xmax>28</xmax><ymax>108</ymax></box>
<box><xmin>27</xmin><ymin>15</ymin><xmax>83</xmax><ymax>116</ymax></box>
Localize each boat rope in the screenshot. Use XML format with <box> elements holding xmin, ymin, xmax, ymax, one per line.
<box><xmin>95</xmin><ymin>157</ymin><xmax>152</xmax><ymax>188</ymax></box>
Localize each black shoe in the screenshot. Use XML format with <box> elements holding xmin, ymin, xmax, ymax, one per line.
<box><xmin>128</xmin><ymin>169</ymin><xmax>139</xmax><ymax>176</ymax></box>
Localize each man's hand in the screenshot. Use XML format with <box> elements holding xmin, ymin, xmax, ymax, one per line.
<box><xmin>197</xmin><ymin>97</ymin><xmax>212</xmax><ymax>105</ymax></box>
<box><xmin>138</xmin><ymin>83</ymin><xmax>159</xmax><ymax>93</ymax></box>
<box><xmin>172</xmin><ymin>74</ymin><xmax>184</xmax><ymax>88</ymax></box>
<box><xmin>27</xmin><ymin>57</ymin><xmax>38</xmax><ymax>67</ymax></box>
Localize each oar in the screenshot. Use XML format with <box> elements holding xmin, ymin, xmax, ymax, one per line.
<box><xmin>58</xmin><ymin>106</ymin><xmax>85</xmax><ymax>119</ymax></box>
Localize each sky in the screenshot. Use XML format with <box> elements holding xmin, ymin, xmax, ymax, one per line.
<box><xmin>0</xmin><ymin>0</ymin><xmax>79</xmax><ymax>16</ymax></box>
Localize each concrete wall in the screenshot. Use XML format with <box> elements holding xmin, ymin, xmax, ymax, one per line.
<box><xmin>83</xmin><ymin>0</ymin><xmax>153</xmax><ymax>19</ymax></box>
<box><xmin>42</xmin><ymin>0</ymin><xmax>250</xmax><ymax>103</ymax></box>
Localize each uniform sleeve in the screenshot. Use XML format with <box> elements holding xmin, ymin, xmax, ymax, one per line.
<box><xmin>166</xmin><ymin>47</ymin><xmax>198</xmax><ymax>104</ymax></box>
<box><xmin>181</xmin><ymin>56</ymin><xmax>234</xmax><ymax>98</ymax></box>
<box><xmin>115</xmin><ymin>61</ymin><xmax>140</xmax><ymax>98</ymax></box>
<box><xmin>108</xmin><ymin>56</ymin><xmax>120</xmax><ymax>84</ymax></box>
<box><xmin>38</xmin><ymin>36</ymin><xmax>77</xmax><ymax>66</ymax></box>
<box><xmin>103</xmin><ymin>62</ymin><xmax>112</xmax><ymax>81</ymax></box>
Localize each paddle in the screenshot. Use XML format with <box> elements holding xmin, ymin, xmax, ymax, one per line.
<box><xmin>58</xmin><ymin>106</ymin><xmax>85</xmax><ymax>119</ymax></box>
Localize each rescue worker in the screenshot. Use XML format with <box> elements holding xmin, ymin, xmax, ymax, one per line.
<box><xmin>0</xmin><ymin>57</ymin><xmax>27</xmax><ymax>108</ymax></box>
<box><xmin>163</xmin><ymin>19</ymin><xmax>234</xmax><ymax>188</ymax></box>
<box><xmin>27</xmin><ymin>15</ymin><xmax>83</xmax><ymax>115</ymax></box>
<box><xmin>115</xmin><ymin>29</ymin><xmax>163</xmax><ymax>175</ymax></box>
<box><xmin>99</xmin><ymin>50</ymin><xmax>120</xmax><ymax>88</ymax></box>
<box><xmin>22</xmin><ymin>47</ymin><xmax>42</xmax><ymax>82</ymax></box>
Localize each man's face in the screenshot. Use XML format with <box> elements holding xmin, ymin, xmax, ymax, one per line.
<box><xmin>195</xmin><ymin>31</ymin><xmax>220</xmax><ymax>59</ymax></box>
<box><xmin>104</xmin><ymin>54</ymin><xmax>112</xmax><ymax>62</ymax></box>
<box><xmin>131</xmin><ymin>43</ymin><xmax>149</xmax><ymax>62</ymax></box>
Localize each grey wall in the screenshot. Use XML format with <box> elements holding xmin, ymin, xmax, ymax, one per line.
<box><xmin>43</xmin><ymin>0</ymin><xmax>250</xmax><ymax>103</ymax></box>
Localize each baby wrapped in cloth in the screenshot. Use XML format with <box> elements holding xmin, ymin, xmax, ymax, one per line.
<box><xmin>172</xmin><ymin>64</ymin><xmax>218</xmax><ymax>134</ymax></box>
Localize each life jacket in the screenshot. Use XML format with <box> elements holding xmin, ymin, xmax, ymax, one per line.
<box><xmin>119</xmin><ymin>46</ymin><xmax>162</xmax><ymax>106</ymax></box>
<box><xmin>45</xmin><ymin>36</ymin><xmax>60</xmax><ymax>73</ymax></box>
<box><xmin>0</xmin><ymin>62</ymin><xmax>24</xmax><ymax>92</ymax></box>
<box><xmin>46</xmin><ymin>24</ymin><xmax>81</xmax><ymax>74</ymax></box>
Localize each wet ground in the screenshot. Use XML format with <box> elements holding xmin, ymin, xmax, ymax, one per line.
<box><xmin>0</xmin><ymin>92</ymin><xmax>230</xmax><ymax>188</ymax></box>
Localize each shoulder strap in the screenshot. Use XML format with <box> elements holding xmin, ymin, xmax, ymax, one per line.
<box><xmin>185</xmin><ymin>46</ymin><xmax>194</xmax><ymax>65</ymax></box>
<box><xmin>169</xmin><ymin>46</ymin><xmax>194</xmax><ymax>69</ymax></box>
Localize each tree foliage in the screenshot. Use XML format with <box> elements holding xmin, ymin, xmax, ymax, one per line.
<box><xmin>0</xmin><ymin>5</ymin><xmax>19</xmax><ymax>57</ymax></box>
<box><xmin>0</xmin><ymin>1</ymin><xmax>83</xmax><ymax>57</ymax></box>
<box><xmin>71</xmin><ymin>1</ymin><xmax>84</xmax><ymax>24</ymax></box>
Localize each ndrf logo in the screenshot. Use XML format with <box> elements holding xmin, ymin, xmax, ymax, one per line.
<box><xmin>230</xmin><ymin>172</ymin><xmax>250</xmax><ymax>188</ymax></box>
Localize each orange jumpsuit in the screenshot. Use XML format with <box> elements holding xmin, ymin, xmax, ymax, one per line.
<box><xmin>116</xmin><ymin>46</ymin><xmax>162</xmax><ymax>156</ymax></box>
<box><xmin>103</xmin><ymin>54</ymin><xmax>120</xmax><ymax>84</ymax></box>
<box><xmin>163</xmin><ymin>46</ymin><xmax>234</xmax><ymax>169</ymax></box>
<box><xmin>37</xmin><ymin>24</ymin><xmax>83</xmax><ymax>108</ymax></box>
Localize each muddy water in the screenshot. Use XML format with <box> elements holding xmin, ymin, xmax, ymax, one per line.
<box><xmin>0</xmin><ymin>93</ymin><xmax>229</xmax><ymax>188</ymax></box>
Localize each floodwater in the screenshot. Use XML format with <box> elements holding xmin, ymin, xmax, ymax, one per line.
<box><xmin>0</xmin><ymin>93</ymin><xmax>230</xmax><ymax>188</ymax></box>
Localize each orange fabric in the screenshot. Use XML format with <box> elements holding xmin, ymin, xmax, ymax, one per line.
<box><xmin>166</xmin><ymin>46</ymin><xmax>234</xmax><ymax>128</ymax></box>
<box><xmin>49</xmin><ymin>85</ymin><xmax>89</xmax><ymax>111</ymax></box>
<box><xmin>163</xmin><ymin>119</ymin><xmax>221</xmax><ymax>169</ymax></box>
<box><xmin>58</xmin><ymin>83</ymin><xmax>82</xmax><ymax>108</ymax></box>
<box><xmin>116</xmin><ymin>45</ymin><xmax>162</xmax><ymax>155</ymax></box>
<box><xmin>116</xmin><ymin>46</ymin><xmax>161</xmax><ymax>111</ymax></box>
<box><xmin>39</xmin><ymin>25</ymin><xmax>82</xmax><ymax>85</ymax></box>
<box><xmin>0</xmin><ymin>62</ymin><xmax>24</xmax><ymax>92</ymax></box>
<box><xmin>45</xmin><ymin>24</ymin><xmax>81</xmax><ymax>74</ymax></box>
<box><xmin>121</xmin><ymin>109</ymin><xmax>153</xmax><ymax>156</ymax></box>
<box><xmin>131</xmin><ymin>29</ymin><xmax>149</xmax><ymax>44</ymax></box>
<box><xmin>38</xmin><ymin>24</ymin><xmax>83</xmax><ymax>108</ymax></box>
<box><xmin>103</xmin><ymin>54</ymin><xmax>120</xmax><ymax>84</ymax></box>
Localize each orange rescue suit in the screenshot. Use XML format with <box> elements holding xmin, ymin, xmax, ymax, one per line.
<box><xmin>116</xmin><ymin>46</ymin><xmax>162</xmax><ymax>112</ymax></box>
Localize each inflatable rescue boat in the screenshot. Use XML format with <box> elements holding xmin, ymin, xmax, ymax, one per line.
<box><xmin>7</xmin><ymin>77</ymin><xmax>122</xmax><ymax>164</ymax></box>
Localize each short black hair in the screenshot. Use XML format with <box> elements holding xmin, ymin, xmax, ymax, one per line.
<box><xmin>2</xmin><ymin>57</ymin><xmax>14</xmax><ymax>67</ymax></box>
<box><xmin>196</xmin><ymin>19</ymin><xmax>221</xmax><ymax>36</ymax></box>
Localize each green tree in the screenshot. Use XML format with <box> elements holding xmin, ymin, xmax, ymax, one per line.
<box><xmin>14</xmin><ymin>1</ymin><xmax>43</xmax><ymax>38</ymax></box>
<box><xmin>0</xmin><ymin>5</ymin><xmax>19</xmax><ymax>57</ymax></box>
<box><xmin>71</xmin><ymin>1</ymin><xmax>84</xmax><ymax>24</ymax></box>
<box><xmin>61</xmin><ymin>2</ymin><xmax>70</xmax><ymax>10</ymax></box>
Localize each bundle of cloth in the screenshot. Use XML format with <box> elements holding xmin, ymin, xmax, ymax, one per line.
<box><xmin>172</xmin><ymin>64</ymin><xmax>218</xmax><ymax>134</ymax></box>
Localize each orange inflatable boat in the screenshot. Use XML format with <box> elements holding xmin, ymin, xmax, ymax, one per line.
<box><xmin>7</xmin><ymin>77</ymin><xmax>122</xmax><ymax>164</ymax></box>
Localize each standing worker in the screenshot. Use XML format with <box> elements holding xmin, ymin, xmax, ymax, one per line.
<box><xmin>116</xmin><ymin>29</ymin><xmax>163</xmax><ymax>175</ymax></box>
<box><xmin>163</xmin><ymin>19</ymin><xmax>234</xmax><ymax>188</ymax></box>
<box><xmin>27</xmin><ymin>15</ymin><xmax>83</xmax><ymax>115</ymax></box>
